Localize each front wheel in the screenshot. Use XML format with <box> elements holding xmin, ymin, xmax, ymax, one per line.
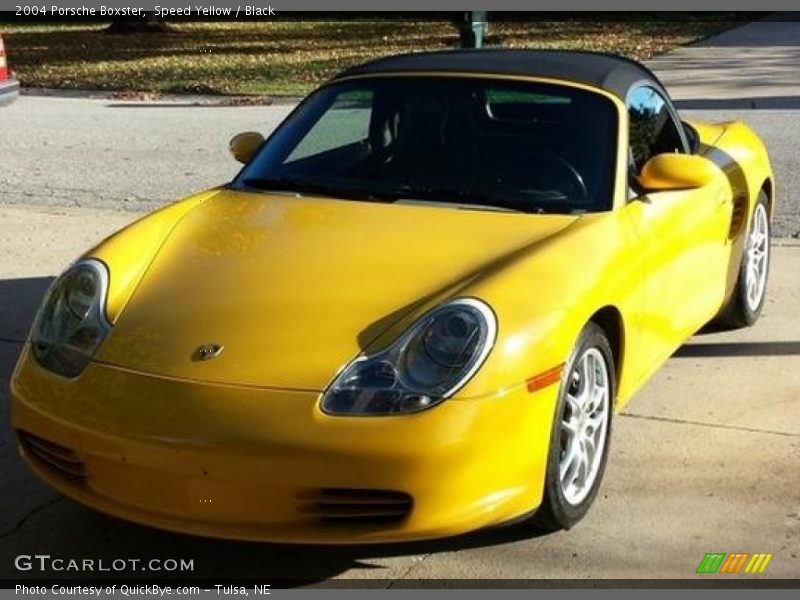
<box><xmin>532</xmin><ymin>322</ymin><xmax>614</xmax><ymax>531</ymax></box>
<box><xmin>719</xmin><ymin>192</ymin><xmax>771</xmax><ymax>328</ymax></box>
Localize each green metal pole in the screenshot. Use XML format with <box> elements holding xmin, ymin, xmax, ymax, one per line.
<box><xmin>454</xmin><ymin>11</ymin><xmax>488</xmax><ymax>49</ymax></box>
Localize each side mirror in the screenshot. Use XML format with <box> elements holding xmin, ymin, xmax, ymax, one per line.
<box><xmin>638</xmin><ymin>153</ymin><xmax>720</xmax><ymax>191</ymax></box>
<box><xmin>229</xmin><ymin>131</ymin><xmax>265</xmax><ymax>164</ymax></box>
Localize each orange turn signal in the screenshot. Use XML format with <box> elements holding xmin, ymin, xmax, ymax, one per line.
<box><xmin>526</xmin><ymin>364</ymin><xmax>565</xmax><ymax>393</ymax></box>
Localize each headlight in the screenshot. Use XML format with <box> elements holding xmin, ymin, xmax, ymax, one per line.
<box><xmin>322</xmin><ymin>298</ymin><xmax>496</xmax><ymax>416</ymax></box>
<box><xmin>31</xmin><ymin>259</ymin><xmax>111</xmax><ymax>378</ymax></box>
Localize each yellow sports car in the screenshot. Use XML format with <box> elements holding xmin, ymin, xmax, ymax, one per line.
<box><xmin>11</xmin><ymin>50</ymin><xmax>774</xmax><ymax>543</ymax></box>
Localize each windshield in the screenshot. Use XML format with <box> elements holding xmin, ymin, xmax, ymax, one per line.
<box><xmin>234</xmin><ymin>76</ymin><xmax>618</xmax><ymax>214</ymax></box>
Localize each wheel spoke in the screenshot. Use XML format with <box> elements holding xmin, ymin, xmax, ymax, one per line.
<box><xmin>588</xmin><ymin>353</ymin><xmax>599</xmax><ymax>389</ymax></box>
<box><xmin>582</xmin><ymin>435</ymin><xmax>596</xmax><ymax>465</ymax></box>
<box><xmin>574</xmin><ymin>443</ymin><xmax>590</xmax><ymax>486</ymax></box>
<box><xmin>576</xmin><ymin>355</ymin><xmax>591</xmax><ymax>408</ymax></box>
<box><xmin>592</xmin><ymin>382</ymin><xmax>607</xmax><ymax>409</ymax></box>
<box><xmin>561</xmin><ymin>417</ymin><xmax>579</xmax><ymax>437</ymax></box>
<box><xmin>585</xmin><ymin>411</ymin><xmax>605</xmax><ymax>430</ymax></box>
<box><xmin>560</xmin><ymin>441</ymin><xmax>580</xmax><ymax>481</ymax></box>
<box><xmin>566</xmin><ymin>392</ymin><xmax>581</xmax><ymax>414</ymax></box>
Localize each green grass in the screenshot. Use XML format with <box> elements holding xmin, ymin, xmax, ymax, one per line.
<box><xmin>0</xmin><ymin>18</ymin><xmax>747</xmax><ymax>97</ymax></box>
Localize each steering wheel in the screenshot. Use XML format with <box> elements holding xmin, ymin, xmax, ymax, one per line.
<box><xmin>503</xmin><ymin>149</ymin><xmax>589</xmax><ymax>205</ymax></box>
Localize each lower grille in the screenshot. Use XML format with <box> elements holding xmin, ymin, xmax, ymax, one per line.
<box><xmin>297</xmin><ymin>488</ymin><xmax>412</xmax><ymax>522</ymax></box>
<box><xmin>17</xmin><ymin>430</ymin><xmax>86</xmax><ymax>479</ymax></box>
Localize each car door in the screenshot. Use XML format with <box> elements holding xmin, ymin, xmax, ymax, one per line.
<box><xmin>622</xmin><ymin>86</ymin><xmax>731</xmax><ymax>368</ymax></box>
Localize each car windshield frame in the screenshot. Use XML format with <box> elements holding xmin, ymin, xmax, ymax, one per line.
<box><xmin>232</xmin><ymin>74</ymin><xmax>619</xmax><ymax>215</ymax></box>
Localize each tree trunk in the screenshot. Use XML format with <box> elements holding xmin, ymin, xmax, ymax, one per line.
<box><xmin>105</xmin><ymin>12</ymin><xmax>174</xmax><ymax>34</ymax></box>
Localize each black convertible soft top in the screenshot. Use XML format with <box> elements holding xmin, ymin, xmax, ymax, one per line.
<box><xmin>335</xmin><ymin>49</ymin><xmax>667</xmax><ymax>101</ymax></box>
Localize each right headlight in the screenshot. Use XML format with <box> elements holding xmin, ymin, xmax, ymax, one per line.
<box><xmin>31</xmin><ymin>259</ymin><xmax>111</xmax><ymax>378</ymax></box>
<box><xmin>321</xmin><ymin>298</ymin><xmax>497</xmax><ymax>416</ymax></box>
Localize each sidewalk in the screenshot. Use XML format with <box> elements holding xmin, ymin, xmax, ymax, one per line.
<box><xmin>648</xmin><ymin>15</ymin><xmax>800</xmax><ymax>109</ymax></box>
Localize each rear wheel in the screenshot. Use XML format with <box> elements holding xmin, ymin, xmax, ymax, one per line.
<box><xmin>532</xmin><ymin>322</ymin><xmax>614</xmax><ymax>531</ymax></box>
<box><xmin>719</xmin><ymin>192</ymin><xmax>770</xmax><ymax>328</ymax></box>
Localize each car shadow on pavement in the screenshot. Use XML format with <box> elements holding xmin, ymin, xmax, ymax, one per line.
<box><xmin>0</xmin><ymin>277</ymin><xmax>53</xmax><ymax>349</ymax></box>
<box><xmin>0</xmin><ymin>276</ymin><xmax>551</xmax><ymax>584</ymax></box>
<box><xmin>674</xmin><ymin>340</ymin><xmax>800</xmax><ymax>357</ymax></box>
<box><xmin>1</xmin><ymin>498</ymin><xmax>550</xmax><ymax>584</ymax></box>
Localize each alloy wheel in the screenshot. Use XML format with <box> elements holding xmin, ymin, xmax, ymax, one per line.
<box><xmin>559</xmin><ymin>347</ymin><xmax>610</xmax><ymax>506</ymax></box>
<box><xmin>745</xmin><ymin>203</ymin><xmax>770</xmax><ymax>312</ymax></box>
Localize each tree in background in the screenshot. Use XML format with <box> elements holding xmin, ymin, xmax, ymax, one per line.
<box><xmin>106</xmin><ymin>12</ymin><xmax>173</xmax><ymax>34</ymax></box>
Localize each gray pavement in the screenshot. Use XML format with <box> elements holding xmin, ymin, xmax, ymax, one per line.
<box><xmin>0</xmin><ymin>207</ymin><xmax>798</xmax><ymax>580</ymax></box>
<box><xmin>2</xmin><ymin>17</ymin><xmax>800</xmax><ymax>236</ymax></box>
<box><xmin>0</xmin><ymin>98</ymin><xmax>294</xmax><ymax>214</ymax></box>
<box><xmin>649</xmin><ymin>16</ymin><xmax>800</xmax><ymax>108</ymax></box>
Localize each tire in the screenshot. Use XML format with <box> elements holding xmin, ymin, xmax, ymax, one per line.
<box><xmin>719</xmin><ymin>192</ymin><xmax>771</xmax><ymax>329</ymax></box>
<box><xmin>532</xmin><ymin>322</ymin><xmax>614</xmax><ymax>532</ymax></box>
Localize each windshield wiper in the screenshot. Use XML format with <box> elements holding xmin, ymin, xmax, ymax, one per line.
<box><xmin>386</xmin><ymin>185</ymin><xmax>546</xmax><ymax>214</ymax></box>
<box><xmin>239</xmin><ymin>178</ymin><xmax>548</xmax><ymax>214</ymax></box>
<box><xmin>239</xmin><ymin>177</ymin><xmax>390</xmax><ymax>202</ymax></box>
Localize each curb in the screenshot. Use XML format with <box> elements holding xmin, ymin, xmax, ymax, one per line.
<box><xmin>20</xmin><ymin>87</ymin><xmax>304</xmax><ymax>106</ymax></box>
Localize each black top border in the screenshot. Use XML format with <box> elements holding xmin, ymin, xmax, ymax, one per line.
<box><xmin>0</xmin><ymin>10</ymin><xmax>772</xmax><ymax>22</ymax></box>
<box><xmin>3</xmin><ymin>579</ymin><xmax>799</xmax><ymax>589</ymax></box>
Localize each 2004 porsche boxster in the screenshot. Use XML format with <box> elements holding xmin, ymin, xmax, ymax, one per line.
<box><xmin>11</xmin><ymin>50</ymin><xmax>774</xmax><ymax>543</ymax></box>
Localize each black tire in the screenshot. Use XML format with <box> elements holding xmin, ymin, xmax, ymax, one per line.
<box><xmin>531</xmin><ymin>322</ymin><xmax>615</xmax><ymax>532</ymax></box>
<box><xmin>719</xmin><ymin>191</ymin><xmax>771</xmax><ymax>329</ymax></box>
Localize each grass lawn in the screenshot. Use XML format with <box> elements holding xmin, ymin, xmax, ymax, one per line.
<box><xmin>0</xmin><ymin>17</ymin><xmax>750</xmax><ymax>97</ymax></box>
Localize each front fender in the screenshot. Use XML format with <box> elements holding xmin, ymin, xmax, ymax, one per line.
<box><xmin>85</xmin><ymin>189</ymin><xmax>220</xmax><ymax>323</ymax></box>
<box><xmin>438</xmin><ymin>212</ymin><xmax>641</xmax><ymax>402</ymax></box>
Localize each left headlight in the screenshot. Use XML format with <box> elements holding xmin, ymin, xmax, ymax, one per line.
<box><xmin>321</xmin><ymin>298</ymin><xmax>497</xmax><ymax>416</ymax></box>
<box><xmin>31</xmin><ymin>259</ymin><xmax>111</xmax><ymax>378</ymax></box>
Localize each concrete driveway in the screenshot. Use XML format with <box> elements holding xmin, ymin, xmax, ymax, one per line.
<box><xmin>1</xmin><ymin>16</ymin><xmax>799</xmax><ymax>583</ymax></box>
<box><xmin>649</xmin><ymin>16</ymin><xmax>800</xmax><ymax>109</ymax></box>
<box><xmin>0</xmin><ymin>207</ymin><xmax>798</xmax><ymax>581</ymax></box>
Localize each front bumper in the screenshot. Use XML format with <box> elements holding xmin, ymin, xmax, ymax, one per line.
<box><xmin>0</xmin><ymin>77</ymin><xmax>19</xmax><ymax>106</ymax></box>
<box><xmin>11</xmin><ymin>346</ymin><xmax>558</xmax><ymax>543</ymax></box>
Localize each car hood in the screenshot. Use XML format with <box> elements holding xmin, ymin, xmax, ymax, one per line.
<box><xmin>96</xmin><ymin>189</ymin><xmax>578</xmax><ymax>389</ymax></box>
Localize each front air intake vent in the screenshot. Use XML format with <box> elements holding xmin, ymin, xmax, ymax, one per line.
<box><xmin>297</xmin><ymin>488</ymin><xmax>413</xmax><ymax>522</ymax></box>
<box><xmin>17</xmin><ymin>430</ymin><xmax>86</xmax><ymax>479</ymax></box>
